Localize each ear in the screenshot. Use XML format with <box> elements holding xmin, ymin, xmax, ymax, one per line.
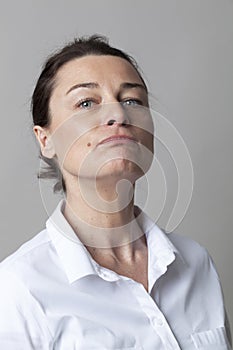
<box><xmin>33</xmin><ymin>125</ymin><xmax>56</xmax><ymax>159</ymax></box>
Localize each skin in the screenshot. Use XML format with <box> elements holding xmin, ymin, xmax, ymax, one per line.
<box><xmin>34</xmin><ymin>55</ymin><xmax>154</xmax><ymax>291</ymax></box>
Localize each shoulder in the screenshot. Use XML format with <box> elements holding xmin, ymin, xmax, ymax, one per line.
<box><xmin>166</xmin><ymin>230</ymin><xmax>213</xmax><ymax>267</ymax></box>
<box><xmin>163</xmin><ymin>230</ymin><xmax>222</xmax><ymax>287</ymax></box>
<box><xmin>0</xmin><ymin>228</ymin><xmax>51</xmax><ymax>269</ymax></box>
<box><xmin>0</xmin><ymin>228</ymin><xmax>54</xmax><ymax>289</ymax></box>
<box><xmin>0</xmin><ymin>228</ymin><xmax>48</xmax><ymax>294</ymax></box>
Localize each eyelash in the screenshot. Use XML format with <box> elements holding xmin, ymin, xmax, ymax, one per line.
<box><xmin>74</xmin><ymin>98</ymin><xmax>98</xmax><ymax>109</ymax></box>
<box><xmin>122</xmin><ymin>98</ymin><xmax>143</xmax><ymax>106</ymax></box>
<box><xmin>74</xmin><ymin>98</ymin><xmax>143</xmax><ymax>109</ymax></box>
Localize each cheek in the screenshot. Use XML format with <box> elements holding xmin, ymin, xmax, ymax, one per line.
<box><xmin>146</xmin><ymin>133</ymin><xmax>154</xmax><ymax>152</ymax></box>
<box><xmin>137</xmin><ymin>128</ymin><xmax>154</xmax><ymax>153</ymax></box>
<box><xmin>58</xmin><ymin>136</ymin><xmax>93</xmax><ymax>174</ymax></box>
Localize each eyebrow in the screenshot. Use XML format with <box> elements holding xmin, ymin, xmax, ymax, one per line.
<box><xmin>66</xmin><ymin>81</ymin><xmax>147</xmax><ymax>95</ymax></box>
<box><xmin>121</xmin><ymin>82</ymin><xmax>147</xmax><ymax>92</ymax></box>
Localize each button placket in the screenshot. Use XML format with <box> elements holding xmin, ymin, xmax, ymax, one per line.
<box><xmin>129</xmin><ymin>281</ymin><xmax>181</xmax><ymax>350</ymax></box>
<box><xmin>152</xmin><ymin>316</ymin><xmax>164</xmax><ymax>327</ymax></box>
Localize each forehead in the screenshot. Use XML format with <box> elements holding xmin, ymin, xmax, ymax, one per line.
<box><xmin>54</xmin><ymin>55</ymin><xmax>143</xmax><ymax>89</ymax></box>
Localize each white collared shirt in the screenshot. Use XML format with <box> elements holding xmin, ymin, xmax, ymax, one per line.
<box><xmin>0</xmin><ymin>200</ymin><xmax>231</xmax><ymax>349</ymax></box>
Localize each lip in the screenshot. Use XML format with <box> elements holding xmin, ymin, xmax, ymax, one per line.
<box><xmin>98</xmin><ymin>134</ymin><xmax>138</xmax><ymax>146</ymax></box>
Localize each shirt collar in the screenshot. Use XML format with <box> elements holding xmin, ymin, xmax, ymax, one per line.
<box><xmin>46</xmin><ymin>200</ymin><xmax>185</xmax><ymax>285</ymax></box>
<box><xmin>134</xmin><ymin>205</ymin><xmax>185</xmax><ymax>262</ymax></box>
<box><xmin>46</xmin><ymin>200</ymin><xmax>98</xmax><ymax>284</ymax></box>
<box><xmin>134</xmin><ymin>206</ymin><xmax>186</xmax><ymax>293</ymax></box>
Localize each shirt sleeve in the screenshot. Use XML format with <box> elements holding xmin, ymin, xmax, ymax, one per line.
<box><xmin>205</xmin><ymin>252</ymin><xmax>232</xmax><ymax>349</ymax></box>
<box><xmin>168</xmin><ymin>232</ymin><xmax>232</xmax><ymax>349</ymax></box>
<box><xmin>0</xmin><ymin>269</ymin><xmax>53</xmax><ymax>350</ymax></box>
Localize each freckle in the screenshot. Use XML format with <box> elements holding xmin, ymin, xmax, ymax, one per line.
<box><xmin>87</xmin><ymin>142</ymin><xmax>91</xmax><ymax>147</ymax></box>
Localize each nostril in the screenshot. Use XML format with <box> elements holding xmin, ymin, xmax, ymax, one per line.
<box><xmin>107</xmin><ymin>119</ymin><xmax>116</xmax><ymax>126</ymax></box>
<box><xmin>122</xmin><ymin>120</ymin><xmax>128</xmax><ymax>127</ymax></box>
<box><xmin>107</xmin><ymin>119</ymin><xmax>128</xmax><ymax>126</ymax></box>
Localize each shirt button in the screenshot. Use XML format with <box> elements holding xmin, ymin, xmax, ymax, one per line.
<box><xmin>157</xmin><ymin>318</ymin><xmax>164</xmax><ymax>326</ymax></box>
<box><xmin>152</xmin><ymin>317</ymin><xmax>164</xmax><ymax>327</ymax></box>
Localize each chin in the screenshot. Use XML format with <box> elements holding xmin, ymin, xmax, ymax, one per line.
<box><xmin>96</xmin><ymin>160</ymin><xmax>144</xmax><ymax>182</ymax></box>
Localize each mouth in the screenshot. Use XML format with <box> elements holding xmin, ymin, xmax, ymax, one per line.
<box><xmin>98</xmin><ymin>135</ymin><xmax>138</xmax><ymax>146</ymax></box>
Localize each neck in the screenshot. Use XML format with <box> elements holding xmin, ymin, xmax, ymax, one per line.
<box><xmin>62</xmin><ymin>175</ymin><xmax>145</xmax><ymax>259</ymax></box>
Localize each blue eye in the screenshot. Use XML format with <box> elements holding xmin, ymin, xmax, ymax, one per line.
<box><xmin>79</xmin><ymin>100</ymin><xmax>94</xmax><ymax>109</ymax></box>
<box><xmin>122</xmin><ymin>99</ymin><xmax>142</xmax><ymax>106</ymax></box>
<box><xmin>76</xmin><ymin>99</ymin><xmax>97</xmax><ymax>109</ymax></box>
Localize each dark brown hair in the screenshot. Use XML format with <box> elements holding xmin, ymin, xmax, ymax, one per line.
<box><xmin>31</xmin><ymin>34</ymin><xmax>148</xmax><ymax>193</ymax></box>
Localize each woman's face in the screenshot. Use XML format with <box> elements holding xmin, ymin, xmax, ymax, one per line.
<box><xmin>44</xmin><ymin>55</ymin><xmax>154</xmax><ymax>186</ymax></box>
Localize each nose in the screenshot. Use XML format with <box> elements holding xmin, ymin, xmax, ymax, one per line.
<box><xmin>107</xmin><ymin>118</ymin><xmax>128</xmax><ymax>126</ymax></box>
<box><xmin>102</xmin><ymin>102</ymin><xmax>129</xmax><ymax>127</ymax></box>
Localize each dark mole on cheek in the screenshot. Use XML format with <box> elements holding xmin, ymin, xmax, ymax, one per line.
<box><xmin>87</xmin><ymin>142</ymin><xmax>91</xmax><ymax>147</ymax></box>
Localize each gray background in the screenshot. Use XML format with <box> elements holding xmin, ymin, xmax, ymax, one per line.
<box><xmin>0</xmin><ymin>0</ymin><xmax>232</xmax><ymax>331</ymax></box>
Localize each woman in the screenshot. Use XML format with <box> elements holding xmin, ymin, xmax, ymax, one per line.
<box><xmin>0</xmin><ymin>35</ymin><xmax>231</xmax><ymax>349</ymax></box>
